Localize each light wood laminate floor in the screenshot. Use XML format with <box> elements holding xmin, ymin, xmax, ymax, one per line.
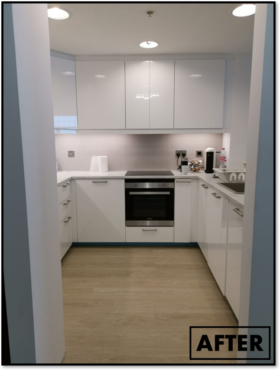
<box><xmin>61</xmin><ymin>247</ymin><xmax>237</xmax><ymax>364</ymax></box>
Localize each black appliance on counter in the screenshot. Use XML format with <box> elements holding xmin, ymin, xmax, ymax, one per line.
<box><xmin>125</xmin><ymin>171</ymin><xmax>174</xmax><ymax>227</ymax></box>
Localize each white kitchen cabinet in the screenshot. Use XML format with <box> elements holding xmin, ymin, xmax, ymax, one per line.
<box><xmin>50</xmin><ymin>56</ymin><xmax>78</xmax><ymax>129</ymax></box>
<box><xmin>174</xmin><ymin>59</ymin><xmax>225</xmax><ymax>129</ymax></box>
<box><xmin>125</xmin><ymin>61</ymin><xmax>150</xmax><ymax>129</ymax></box>
<box><xmin>226</xmin><ymin>202</ymin><xmax>243</xmax><ymax>319</ymax></box>
<box><xmin>205</xmin><ymin>187</ymin><xmax>228</xmax><ymax>294</ymax></box>
<box><xmin>174</xmin><ymin>179</ymin><xmax>191</xmax><ymax>242</ymax></box>
<box><xmin>197</xmin><ymin>180</ymin><xmax>208</xmax><ymax>260</ymax></box>
<box><xmin>57</xmin><ymin>181</ymin><xmax>70</xmax><ymax>204</ymax></box>
<box><xmin>126</xmin><ymin>227</ymin><xmax>173</xmax><ymax>243</ymax></box>
<box><xmin>150</xmin><ymin>60</ymin><xmax>174</xmax><ymax>129</ymax></box>
<box><xmin>75</xmin><ymin>61</ymin><xmax>125</xmax><ymax>129</ymax></box>
<box><xmin>59</xmin><ymin>216</ymin><xmax>72</xmax><ymax>259</ymax></box>
<box><xmin>76</xmin><ymin>179</ymin><xmax>125</xmax><ymax>242</ymax></box>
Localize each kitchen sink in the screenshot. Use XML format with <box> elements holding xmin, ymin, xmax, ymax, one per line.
<box><xmin>218</xmin><ymin>182</ymin><xmax>245</xmax><ymax>194</ymax></box>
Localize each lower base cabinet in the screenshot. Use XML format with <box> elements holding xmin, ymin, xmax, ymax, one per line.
<box><xmin>76</xmin><ymin>179</ymin><xmax>125</xmax><ymax>242</ymax></box>
<box><xmin>205</xmin><ymin>187</ymin><xmax>228</xmax><ymax>294</ymax></box>
<box><xmin>59</xmin><ymin>214</ymin><xmax>72</xmax><ymax>259</ymax></box>
<box><xmin>197</xmin><ymin>180</ymin><xmax>208</xmax><ymax>260</ymax></box>
<box><xmin>226</xmin><ymin>202</ymin><xmax>244</xmax><ymax>319</ymax></box>
<box><xmin>174</xmin><ymin>179</ymin><xmax>191</xmax><ymax>242</ymax></box>
<box><xmin>126</xmin><ymin>227</ymin><xmax>174</xmax><ymax>243</ymax></box>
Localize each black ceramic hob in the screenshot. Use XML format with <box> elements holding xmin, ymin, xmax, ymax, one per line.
<box><xmin>125</xmin><ymin>171</ymin><xmax>174</xmax><ymax>176</ymax></box>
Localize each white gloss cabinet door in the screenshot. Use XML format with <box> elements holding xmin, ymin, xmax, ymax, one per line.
<box><xmin>75</xmin><ymin>61</ymin><xmax>125</xmax><ymax>129</ymax></box>
<box><xmin>76</xmin><ymin>180</ymin><xmax>125</xmax><ymax>242</ymax></box>
<box><xmin>59</xmin><ymin>217</ymin><xmax>71</xmax><ymax>260</ymax></box>
<box><xmin>197</xmin><ymin>180</ymin><xmax>208</xmax><ymax>260</ymax></box>
<box><xmin>50</xmin><ymin>56</ymin><xmax>78</xmax><ymax>128</ymax></box>
<box><xmin>205</xmin><ymin>188</ymin><xmax>228</xmax><ymax>294</ymax></box>
<box><xmin>150</xmin><ymin>60</ymin><xmax>174</xmax><ymax>129</ymax></box>
<box><xmin>174</xmin><ymin>180</ymin><xmax>191</xmax><ymax>242</ymax></box>
<box><xmin>175</xmin><ymin>59</ymin><xmax>225</xmax><ymax>129</ymax></box>
<box><xmin>125</xmin><ymin>61</ymin><xmax>150</xmax><ymax>129</ymax></box>
<box><xmin>226</xmin><ymin>202</ymin><xmax>243</xmax><ymax>319</ymax></box>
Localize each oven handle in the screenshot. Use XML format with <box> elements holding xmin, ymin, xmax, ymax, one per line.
<box><xmin>129</xmin><ymin>191</ymin><xmax>170</xmax><ymax>195</ymax></box>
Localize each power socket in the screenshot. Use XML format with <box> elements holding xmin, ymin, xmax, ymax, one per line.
<box><xmin>68</xmin><ymin>151</ymin><xmax>75</xmax><ymax>157</ymax></box>
<box><xmin>175</xmin><ymin>150</ymin><xmax>186</xmax><ymax>157</ymax></box>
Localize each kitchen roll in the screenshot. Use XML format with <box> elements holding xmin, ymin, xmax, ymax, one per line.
<box><xmin>98</xmin><ymin>156</ymin><xmax>108</xmax><ymax>172</ymax></box>
<box><xmin>89</xmin><ymin>156</ymin><xmax>99</xmax><ymax>172</ymax></box>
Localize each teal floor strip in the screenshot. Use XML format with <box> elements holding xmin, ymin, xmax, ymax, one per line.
<box><xmin>71</xmin><ymin>242</ymin><xmax>199</xmax><ymax>247</ymax></box>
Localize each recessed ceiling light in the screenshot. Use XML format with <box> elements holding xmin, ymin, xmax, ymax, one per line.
<box><xmin>62</xmin><ymin>71</ymin><xmax>75</xmax><ymax>76</ymax></box>
<box><xmin>232</xmin><ymin>4</ymin><xmax>256</xmax><ymax>17</ymax></box>
<box><xmin>140</xmin><ymin>41</ymin><xmax>158</xmax><ymax>49</ymax></box>
<box><xmin>189</xmin><ymin>74</ymin><xmax>202</xmax><ymax>78</ymax></box>
<box><xmin>48</xmin><ymin>7</ymin><xmax>70</xmax><ymax>20</ymax></box>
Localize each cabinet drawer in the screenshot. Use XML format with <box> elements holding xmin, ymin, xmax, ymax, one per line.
<box><xmin>126</xmin><ymin>227</ymin><xmax>174</xmax><ymax>243</ymax></box>
<box><xmin>58</xmin><ymin>181</ymin><xmax>70</xmax><ymax>204</ymax></box>
<box><xmin>58</xmin><ymin>199</ymin><xmax>70</xmax><ymax>223</ymax></box>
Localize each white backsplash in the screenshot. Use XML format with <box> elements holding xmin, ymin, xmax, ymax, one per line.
<box><xmin>55</xmin><ymin>133</ymin><xmax>223</xmax><ymax>171</ymax></box>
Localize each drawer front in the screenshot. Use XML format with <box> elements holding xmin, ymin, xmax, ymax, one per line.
<box><xmin>58</xmin><ymin>182</ymin><xmax>70</xmax><ymax>204</ymax></box>
<box><xmin>58</xmin><ymin>199</ymin><xmax>70</xmax><ymax>223</ymax></box>
<box><xmin>126</xmin><ymin>227</ymin><xmax>174</xmax><ymax>243</ymax></box>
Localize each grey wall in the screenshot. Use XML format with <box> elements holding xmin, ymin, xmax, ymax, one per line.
<box><xmin>3</xmin><ymin>3</ymin><xmax>36</xmax><ymax>363</ymax></box>
<box><xmin>55</xmin><ymin>133</ymin><xmax>223</xmax><ymax>171</ymax></box>
<box><xmin>247</xmin><ymin>3</ymin><xmax>274</xmax><ymax>363</ymax></box>
<box><xmin>4</xmin><ymin>4</ymin><xmax>65</xmax><ymax>363</ymax></box>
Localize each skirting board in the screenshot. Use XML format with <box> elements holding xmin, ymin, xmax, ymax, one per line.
<box><xmin>71</xmin><ymin>242</ymin><xmax>199</xmax><ymax>247</ymax></box>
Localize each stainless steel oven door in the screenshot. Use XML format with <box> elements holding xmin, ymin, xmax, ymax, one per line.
<box><xmin>125</xmin><ymin>181</ymin><xmax>174</xmax><ymax>227</ymax></box>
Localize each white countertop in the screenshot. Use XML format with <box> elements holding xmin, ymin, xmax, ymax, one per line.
<box><xmin>57</xmin><ymin>170</ymin><xmax>244</xmax><ymax>207</ymax></box>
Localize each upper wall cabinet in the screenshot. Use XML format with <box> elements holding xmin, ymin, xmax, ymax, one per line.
<box><xmin>126</xmin><ymin>61</ymin><xmax>174</xmax><ymax>129</ymax></box>
<box><xmin>174</xmin><ymin>59</ymin><xmax>225</xmax><ymax>129</ymax></box>
<box><xmin>50</xmin><ymin>56</ymin><xmax>78</xmax><ymax>129</ymax></box>
<box><xmin>75</xmin><ymin>61</ymin><xmax>125</xmax><ymax>129</ymax></box>
<box><xmin>150</xmin><ymin>60</ymin><xmax>174</xmax><ymax>129</ymax></box>
<box><xmin>126</xmin><ymin>61</ymin><xmax>150</xmax><ymax>129</ymax></box>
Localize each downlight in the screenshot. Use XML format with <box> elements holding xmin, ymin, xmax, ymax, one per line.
<box><xmin>232</xmin><ymin>4</ymin><xmax>256</xmax><ymax>17</ymax></box>
<box><xmin>140</xmin><ymin>41</ymin><xmax>158</xmax><ymax>49</ymax></box>
<box><xmin>48</xmin><ymin>7</ymin><xmax>70</xmax><ymax>20</ymax></box>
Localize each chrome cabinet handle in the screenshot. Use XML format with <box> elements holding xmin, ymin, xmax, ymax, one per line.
<box><xmin>66</xmin><ymin>182</ymin><xmax>70</xmax><ymax>186</ymax></box>
<box><xmin>62</xmin><ymin>202</ymin><xmax>68</xmax><ymax>205</ymax></box>
<box><xmin>92</xmin><ymin>180</ymin><xmax>108</xmax><ymax>183</ymax></box>
<box><xmin>233</xmin><ymin>208</ymin><xmax>243</xmax><ymax>217</ymax></box>
<box><xmin>129</xmin><ymin>192</ymin><xmax>170</xmax><ymax>195</ymax></box>
<box><xmin>64</xmin><ymin>216</ymin><xmax>72</xmax><ymax>223</ymax></box>
<box><xmin>176</xmin><ymin>180</ymin><xmax>191</xmax><ymax>183</ymax></box>
<box><xmin>67</xmin><ymin>199</ymin><xmax>71</xmax><ymax>203</ymax></box>
<box><xmin>204</xmin><ymin>186</ymin><xmax>208</xmax><ymax>189</ymax></box>
<box><xmin>142</xmin><ymin>228</ymin><xmax>157</xmax><ymax>231</ymax></box>
<box><xmin>212</xmin><ymin>193</ymin><xmax>221</xmax><ymax>199</ymax></box>
<box><xmin>201</xmin><ymin>184</ymin><xmax>206</xmax><ymax>187</ymax></box>
<box><xmin>62</xmin><ymin>184</ymin><xmax>67</xmax><ymax>188</ymax></box>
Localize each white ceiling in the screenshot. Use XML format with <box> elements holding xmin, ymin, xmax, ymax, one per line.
<box><xmin>48</xmin><ymin>3</ymin><xmax>254</xmax><ymax>56</ymax></box>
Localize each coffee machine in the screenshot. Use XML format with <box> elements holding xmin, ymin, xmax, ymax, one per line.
<box><xmin>204</xmin><ymin>148</ymin><xmax>216</xmax><ymax>173</ymax></box>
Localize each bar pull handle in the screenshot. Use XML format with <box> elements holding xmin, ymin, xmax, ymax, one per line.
<box><xmin>201</xmin><ymin>184</ymin><xmax>206</xmax><ymax>188</ymax></box>
<box><xmin>67</xmin><ymin>199</ymin><xmax>71</xmax><ymax>203</ymax></box>
<box><xmin>142</xmin><ymin>228</ymin><xmax>157</xmax><ymax>231</ymax></box>
<box><xmin>233</xmin><ymin>208</ymin><xmax>243</xmax><ymax>217</ymax></box>
<box><xmin>92</xmin><ymin>181</ymin><xmax>108</xmax><ymax>183</ymax></box>
<box><xmin>129</xmin><ymin>192</ymin><xmax>170</xmax><ymax>195</ymax></box>
<box><xmin>176</xmin><ymin>180</ymin><xmax>191</xmax><ymax>183</ymax></box>
<box><xmin>212</xmin><ymin>193</ymin><xmax>221</xmax><ymax>199</ymax></box>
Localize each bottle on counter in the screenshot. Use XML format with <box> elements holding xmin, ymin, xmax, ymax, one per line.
<box><xmin>220</xmin><ymin>148</ymin><xmax>227</xmax><ymax>168</ymax></box>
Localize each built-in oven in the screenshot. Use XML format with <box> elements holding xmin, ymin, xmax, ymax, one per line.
<box><xmin>125</xmin><ymin>179</ymin><xmax>175</xmax><ymax>226</ymax></box>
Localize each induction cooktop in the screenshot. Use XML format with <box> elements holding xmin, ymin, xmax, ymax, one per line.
<box><xmin>125</xmin><ymin>171</ymin><xmax>174</xmax><ymax>176</ymax></box>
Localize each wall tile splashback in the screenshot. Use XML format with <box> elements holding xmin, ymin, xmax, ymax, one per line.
<box><xmin>55</xmin><ymin>134</ymin><xmax>223</xmax><ymax>171</ymax></box>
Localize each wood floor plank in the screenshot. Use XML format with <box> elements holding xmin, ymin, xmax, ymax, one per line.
<box><xmin>61</xmin><ymin>246</ymin><xmax>237</xmax><ymax>364</ymax></box>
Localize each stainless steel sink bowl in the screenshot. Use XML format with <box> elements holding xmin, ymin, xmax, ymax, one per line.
<box><xmin>218</xmin><ymin>182</ymin><xmax>245</xmax><ymax>194</ymax></box>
